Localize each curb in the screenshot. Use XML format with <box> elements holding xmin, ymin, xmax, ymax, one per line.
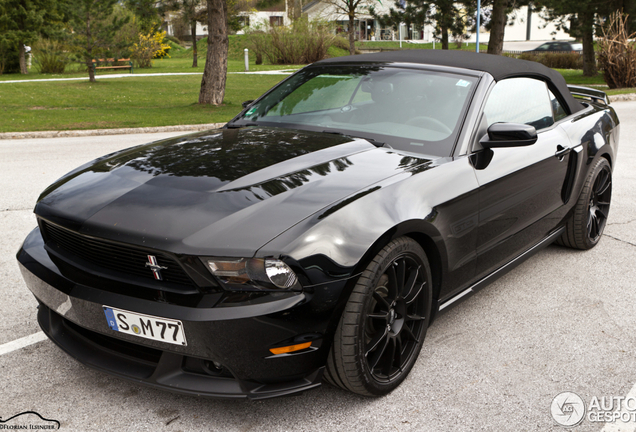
<box><xmin>0</xmin><ymin>123</ymin><xmax>227</xmax><ymax>140</ymax></box>
<box><xmin>608</xmin><ymin>93</ymin><xmax>636</xmax><ymax>102</ymax></box>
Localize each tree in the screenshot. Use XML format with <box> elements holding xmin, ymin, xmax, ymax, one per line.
<box><xmin>167</xmin><ymin>0</ymin><xmax>205</xmax><ymax>67</ymax></box>
<box><xmin>199</xmin><ymin>0</ymin><xmax>228</xmax><ymax>104</ymax></box>
<box><xmin>0</xmin><ymin>0</ymin><xmax>61</xmax><ymax>74</ymax></box>
<box><xmin>372</xmin><ymin>0</ymin><xmax>473</xmax><ymax>50</ymax></box>
<box><xmin>536</xmin><ymin>0</ymin><xmax>621</xmax><ymax>76</ymax></box>
<box><xmin>124</xmin><ymin>0</ymin><xmax>165</xmax><ymax>33</ymax></box>
<box><xmin>67</xmin><ymin>0</ymin><xmax>130</xmax><ymax>82</ymax></box>
<box><xmin>486</xmin><ymin>0</ymin><xmax>508</xmax><ymax>54</ymax></box>
<box><xmin>323</xmin><ymin>0</ymin><xmax>373</xmax><ymax>55</ymax></box>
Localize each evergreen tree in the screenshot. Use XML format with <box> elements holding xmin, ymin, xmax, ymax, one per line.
<box><xmin>0</xmin><ymin>0</ymin><xmax>62</xmax><ymax>74</ymax></box>
<box><xmin>66</xmin><ymin>0</ymin><xmax>130</xmax><ymax>82</ymax></box>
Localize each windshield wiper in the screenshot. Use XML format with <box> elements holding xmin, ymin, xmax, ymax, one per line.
<box><xmin>322</xmin><ymin>130</ymin><xmax>385</xmax><ymax>148</ymax></box>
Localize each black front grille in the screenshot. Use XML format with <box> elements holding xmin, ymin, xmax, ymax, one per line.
<box><xmin>41</xmin><ymin>220</ymin><xmax>194</xmax><ymax>287</ymax></box>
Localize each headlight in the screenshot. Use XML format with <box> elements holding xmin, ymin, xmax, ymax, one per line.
<box><xmin>203</xmin><ymin>257</ymin><xmax>300</xmax><ymax>291</ymax></box>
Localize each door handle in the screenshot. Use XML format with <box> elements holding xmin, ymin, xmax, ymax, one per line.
<box><xmin>555</xmin><ymin>145</ymin><xmax>569</xmax><ymax>161</ymax></box>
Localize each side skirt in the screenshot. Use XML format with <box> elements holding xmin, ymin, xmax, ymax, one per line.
<box><xmin>437</xmin><ymin>227</ymin><xmax>566</xmax><ymax>314</ymax></box>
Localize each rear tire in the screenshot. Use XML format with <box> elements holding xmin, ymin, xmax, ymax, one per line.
<box><xmin>325</xmin><ymin>237</ymin><xmax>432</xmax><ymax>396</ymax></box>
<box><xmin>556</xmin><ymin>158</ymin><xmax>612</xmax><ymax>250</ymax></box>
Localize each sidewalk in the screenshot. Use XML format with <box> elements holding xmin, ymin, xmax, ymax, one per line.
<box><xmin>0</xmin><ymin>70</ymin><xmax>298</xmax><ymax>84</ymax></box>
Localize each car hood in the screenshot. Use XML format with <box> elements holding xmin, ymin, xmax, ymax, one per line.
<box><xmin>35</xmin><ymin>127</ymin><xmax>433</xmax><ymax>256</ymax></box>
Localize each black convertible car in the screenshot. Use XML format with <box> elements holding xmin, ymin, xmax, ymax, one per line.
<box><xmin>17</xmin><ymin>50</ymin><xmax>619</xmax><ymax>399</ymax></box>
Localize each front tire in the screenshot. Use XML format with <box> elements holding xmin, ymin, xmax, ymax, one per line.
<box><xmin>325</xmin><ymin>237</ymin><xmax>432</xmax><ymax>396</ymax></box>
<box><xmin>557</xmin><ymin>158</ymin><xmax>612</xmax><ymax>250</ymax></box>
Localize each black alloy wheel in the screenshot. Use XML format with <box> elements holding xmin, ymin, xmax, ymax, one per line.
<box><xmin>325</xmin><ymin>237</ymin><xmax>432</xmax><ymax>396</ymax></box>
<box><xmin>557</xmin><ymin>158</ymin><xmax>612</xmax><ymax>250</ymax></box>
<box><xmin>587</xmin><ymin>164</ymin><xmax>612</xmax><ymax>243</ymax></box>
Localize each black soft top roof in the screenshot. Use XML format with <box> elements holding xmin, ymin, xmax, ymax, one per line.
<box><xmin>317</xmin><ymin>50</ymin><xmax>584</xmax><ymax>114</ymax></box>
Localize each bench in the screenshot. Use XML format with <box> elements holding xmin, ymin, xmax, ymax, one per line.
<box><xmin>92</xmin><ymin>58</ymin><xmax>133</xmax><ymax>74</ymax></box>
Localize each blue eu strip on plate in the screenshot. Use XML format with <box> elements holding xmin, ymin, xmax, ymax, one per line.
<box><xmin>103</xmin><ymin>307</ymin><xmax>119</xmax><ymax>331</ymax></box>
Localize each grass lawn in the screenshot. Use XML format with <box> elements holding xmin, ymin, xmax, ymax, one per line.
<box><xmin>1</xmin><ymin>38</ymin><xmax>633</xmax><ymax>133</ymax></box>
<box><xmin>0</xmin><ymin>74</ymin><xmax>285</xmax><ymax>132</ymax></box>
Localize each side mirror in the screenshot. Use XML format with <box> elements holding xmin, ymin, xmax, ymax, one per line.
<box><xmin>242</xmin><ymin>100</ymin><xmax>255</xmax><ymax>109</ymax></box>
<box><xmin>480</xmin><ymin>122</ymin><xmax>538</xmax><ymax>148</ymax></box>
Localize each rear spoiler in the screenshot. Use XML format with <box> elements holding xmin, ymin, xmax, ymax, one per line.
<box><xmin>567</xmin><ymin>85</ymin><xmax>609</xmax><ymax>105</ymax></box>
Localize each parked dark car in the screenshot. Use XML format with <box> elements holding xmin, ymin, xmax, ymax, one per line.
<box><xmin>17</xmin><ymin>50</ymin><xmax>619</xmax><ymax>399</ymax></box>
<box><xmin>526</xmin><ymin>41</ymin><xmax>583</xmax><ymax>53</ymax></box>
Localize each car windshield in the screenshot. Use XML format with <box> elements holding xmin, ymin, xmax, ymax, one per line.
<box><xmin>230</xmin><ymin>65</ymin><xmax>478</xmax><ymax>157</ymax></box>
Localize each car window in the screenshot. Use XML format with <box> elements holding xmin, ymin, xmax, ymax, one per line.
<box><xmin>549</xmin><ymin>89</ymin><xmax>568</xmax><ymax>122</ymax></box>
<box><xmin>483</xmin><ymin>78</ymin><xmax>554</xmax><ymax>130</ymax></box>
<box><xmin>535</xmin><ymin>43</ymin><xmax>550</xmax><ymax>51</ymax></box>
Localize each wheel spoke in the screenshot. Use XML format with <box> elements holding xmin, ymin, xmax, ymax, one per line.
<box><xmin>405</xmin><ymin>281</ymin><xmax>426</xmax><ymax>305</ymax></box>
<box><xmin>406</xmin><ymin>313</ymin><xmax>425</xmax><ymax>322</ymax></box>
<box><xmin>598</xmin><ymin>208</ymin><xmax>609</xmax><ymax>221</ymax></box>
<box><xmin>368</xmin><ymin>312</ymin><xmax>389</xmax><ymax>321</ymax></box>
<box><xmin>386</xmin><ymin>265</ymin><xmax>399</xmax><ymax>303</ymax></box>
<box><xmin>367</xmin><ymin>333</ymin><xmax>390</xmax><ymax>370</ymax></box>
<box><xmin>589</xmin><ymin>214</ymin><xmax>599</xmax><ymax>239</ymax></box>
<box><xmin>394</xmin><ymin>335</ymin><xmax>404</xmax><ymax>373</ymax></box>
<box><xmin>365</xmin><ymin>326</ymin><xmax>389</xmax><ymax>357</ymax></box>
<box><xmin>401</xmin><ymin>324</ymin><xmax>419</xmax><ymax>343</ymax></box>
<box><xmin>597</xmin><ymin>178</ymin><xmax>611</xmax><ymax>196</ymax></box>
<box><xmin>372</xmin><ymin>291</ymin><xmax>390</xmax><ymax>310</ymax></box>
<box><xmin>395</xmin><ymin>259</ymin><xmax>406</xmax><ymax>297</ymax></box>
<box><xmin>402</xmin><ymin>266</ymin><xmax>420</xmax><ymax>300</ymax></box>
<box><xmin>596</xmin><ymin>171</ymin><xmax>611</xmax><ymax>195</ymax></box>
<box><xmin>380</xmin><ymin>338</ymin><xmax>396</xmax><ymax>377</ymax></box>
<box><xmin>598</xmin><ymin>200</ymin><xmax>611</xmax><ymax>206</ymax></box>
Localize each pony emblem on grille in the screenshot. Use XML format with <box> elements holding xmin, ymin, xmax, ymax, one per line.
<box><xmin>145</xmin><ymin>255</ymin><xmax>168</xmax><ymax>280</ymax></box>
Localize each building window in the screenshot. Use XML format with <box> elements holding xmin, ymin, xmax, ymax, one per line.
<box><xmin>270</xmin><ymin>16</ymin><xmax>283</xmax><ymax>27</ymax></box>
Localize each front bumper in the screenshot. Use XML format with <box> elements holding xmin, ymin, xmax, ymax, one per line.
<box><xmin>17</xmin><ymin>227</ymin><xmax>332</xmax><ymax>399</ymax></box>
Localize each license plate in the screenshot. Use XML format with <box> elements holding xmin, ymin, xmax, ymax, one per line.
<box><xmin>103</xmin><ymin>306</ymin><xmax>187</xmax><ymax>346</ymax></box>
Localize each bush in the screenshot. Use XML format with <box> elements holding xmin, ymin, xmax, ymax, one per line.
<box><xmin>517</xmin><ymin>52</ymin><xmax>583</xmax><ymax>69</ymax></box>
<box><xmin>247</xmin><ymin>19</ymin><xmax>336</xmax><ymax>65</ymax></box>
<box><xmin>131</xmin><ymin>31</ymin><xmax>171</xmax><ymax>67</ymax></box>
<box><xmin>33</xmin><ymin>39</ymin><xmax>69</xmax><ymax>74</ymax></box>
<box><xmin>597</xmin><ymin>12</ymin><xmax>636</xmax><ymax>89</ymax></box>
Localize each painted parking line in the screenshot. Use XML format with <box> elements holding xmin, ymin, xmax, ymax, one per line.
<box><xmin>0</xmin><ymin>331</ymin><xmax>47</xmax><ymax>356</ymax></box>
<box><xmin>602</xmin><ymin>381</ymin><xmax>636</xmax><ymax>432</ymax></box>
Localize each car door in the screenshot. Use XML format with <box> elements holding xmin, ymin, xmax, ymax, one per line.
<box><xmin>471</xmin><ymin>77</ymin><xmax>573</xmax><ymax>279</ymax></box>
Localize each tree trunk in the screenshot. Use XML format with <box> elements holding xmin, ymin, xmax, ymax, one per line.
<box><xmin>581</xmin><ymin>11</ymin><xmax>596</xmax><ymax>77</ymax></box>
<box><xmin>487</xmin><ymin>0</ymin><xmax>507</xmax><ymax>55</ymax></box>
<box><xmin>348</xmin><ymin>14</ymin><xmax>355</xmax><ymax>55</ymax></box>
<box><xmin>86</xmin><ymin>59</ymin><xmax>96</xmax><ymax>83</ymax></box>
<box><xmin>441</xmin><ymin>25</ymin><xmax>449</xmax><ymax>50</ymax></box>
<box><xmin>199</xmin><ymin>0</ymin><xmax>228</xmax><ymax>105</ymax></box>
<box><xmin>294</xmin><ymin>0</ymin><xmax>301</xmax><ymax>19</ymax></box>
<box><xmin>191</xmin><ymin>21</ymin><xmax>198</xmax><ymax>68</ymax></box>
<box><xmin>19</xmin><ymin>42</ymin><xmax>27</xmax><ymax>74</ymax></box>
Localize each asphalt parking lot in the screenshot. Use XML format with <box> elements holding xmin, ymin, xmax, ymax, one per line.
<box><xmin>1</xmin><ymin>102</ymin><xmax>635</xmax><ymax>432</ymax></box>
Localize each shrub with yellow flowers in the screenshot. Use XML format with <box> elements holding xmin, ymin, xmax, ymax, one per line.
<box><xmin>131</xmin><ymin>31</ymin><xmax>171</xmax><ymax>68</ymax></box>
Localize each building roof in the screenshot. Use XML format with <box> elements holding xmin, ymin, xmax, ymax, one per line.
<box><xmin>317</xmin><ymin>50</ymin><xmax>584</xmax><ymax>114</ymax></box>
